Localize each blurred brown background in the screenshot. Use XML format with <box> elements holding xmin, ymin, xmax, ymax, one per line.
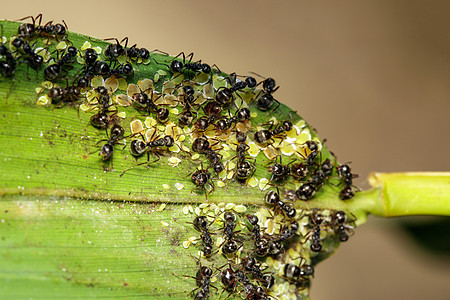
<box><xmin>4</xmin><ymin>0</ymin><xmax>450</xmax><ymax>299</ymax></box>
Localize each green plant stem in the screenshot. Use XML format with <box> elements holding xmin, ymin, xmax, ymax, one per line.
<box><xmin>368</xmin><ymin>172</ymin><xmax>450</xmax><ymax>217</ymax></box>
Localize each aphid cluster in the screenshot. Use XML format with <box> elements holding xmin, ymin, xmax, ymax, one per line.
<box><xmin>2</xmin><ymin>16</ymin><xmax>362</xmax><ymax>298</ymax></box>
<box><xmin>183</xmin><ymin>204</ymin><xmax>356</xmax><ymax>298</ymax></box>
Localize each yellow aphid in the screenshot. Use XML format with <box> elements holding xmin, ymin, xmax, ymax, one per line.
<box><xmin>56</xmin><ymin>41</ymin><xmax>67</xmax><ymax>50</ymax></box>
<box><xmin>117</xmin><ymin>112</ymin><xmax>126</xmax><ymax>119</ymax></box>
<box><xmin>225</xmin><ymin>203</ymin><xmax>235</xmax><ymax>210</ymax></box>
<box><xmin>296</xmin><ymin>130</ymin><xmax>311</xmax><ymax>145</ymax></box>
<box><xmin>169</xmin><ymin>108</ymin><xmax>179</xmax><ymax>115</ymax></box>
<box><xmin>182</xmin><ymin>206</ymin><xmax>190</xmax><ymax>215</ymax></box>
<box><xmin>114</xmin><ymin>94</ymin><xmax>132</xmax><ymax>106</ymax></box>
<box><xmin>130</xmin><ymin>119</ymin><xmax>144</xmax><ymax>134</ymax></box>
<box><xmin>162</xmin><ymin>184</ymin><xmax>171</xmax><ymax>190</ymax></box>
<box><xmin>234</xmin><ymin>205</ymin><xmax>247</xmax><ymax>213</ymax></box>
<box><xmin>194</xmin><ymin>207</ymin><xmax>201</xmax><ymax>216</ymax></box>
<box><xmin>259</xmin><ymin>178</ymin><xmax>270</xmax><ymax>190</ymax></box>
<box><xmin>203</xmin><ymin>84</ymin><xmax>215</xmax><ymax>99</ymax></box>
<box><xmin>175</xmin><ymin>183</ymin><xmax>184</xmax><ymax>190</ymax></box>
<box><xmin>127</xmin><ymin>83</ymin><xmax>140</xmax><ymax>98</ymax></box>
<box><xmin>168</xmin><ymin>157</ymin><xmax>181</xmax><ymax>167</ymax></box>
<box><xmin>160</xmin><ymin>221</ymin><xmax>169</xmax><ymax>227</ymax></box>
<box><xmin>79</xmin><ymin>104</ymin><xmax>90</xmax><ymax>112</ymax></box>
<box><xmin>156</xmin><ymin>203</ymin><xmax>166</xmax><ymax>212</ymax></box>
<box><xmin>171</xmin><ymin>73</ymin><xmax>184</xmax><ymax>85</ymax></box>
<box><xmin>191</xmin><ymin>154</ymin><xmax>200</xmax><ymax>160</ymax></box>
<box><xmin>194</xmin><ymin>72</ymin><xmax>210</xmax><ymax>85</ymax></box>
<box><xmin>35</xmin><ymin>87</ymin><xmax>43</xmax><ymax>94</ymax></box>
<box><xmin>80</xmin><ymin>41</ymin><xmax>91</xmax><ymax>51</ymax></box>
<box><xmin>157</xmin><ymin>69</ymin><xmax>167</xmax><ymax>76</ymax></box>
<box><xmin>91</xmin><ymin>76</ymin><xmax>104</xmax><ymax>88</ymax></box>
<box><xmin>162</xmin><ymin>80</ymin><xmax>176</xmax><ymax>94</ymax></box>
<box><xmin>281</xmin><ymin>142</ymin><xmax>295</xmax><ymax>156</ymax></box>
<box><xmin>37</xmin><ymin>95</ymin><xmax>50</xmax><ymax>106</ymax></box>
<box><xmin>145</xmin><ymin>128</ymin><xmax>157</xmax><ymax>142</ymax></box>
<box><xmin>182</xmin><ymin>240</ymin><xmax>191</xmax><ymax>249</ymax></box>
<box><xmin>248</xmin><ymin>177</ymin><xmax>258</xmax><ymax>187</ymax></box>
<box><xmin>263</xmin><ymin>146</ymin><xmax>278</xmax><ymax>160</ymax></box>
<box><xmin>105</xmin><ymin>77</ymin><xmax>119</xmax><ymax>93</ymax></box>
<box><xmin>117</xmin><ymin>78</ymin><xmax>127</xmax><ymax>91</ymax></box>
<box><xmin>42</xmin><ymin>81</ymin><xmax>53</xmax><ymax>89</ymax></box>
<box><xmin>248</xmin><ymin>142</ymin><xmax>260</xmax><ymax>157</ymax></box>
<box><xmin>144</xmin><ymin>117</ymin><xmax>157</xmax><ymax>128</ymax></box>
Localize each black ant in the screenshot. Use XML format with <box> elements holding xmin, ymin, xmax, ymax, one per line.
<box><xmin>47</xmin><ymin>80</ymin><xmax>82</xmax><ymax>106</ymax></box>
<box><xmin>169</xmin><ymin>52</ymin><xmax>211</xmax><ymax>76</ymax></box>
<box><xmin>284</xmin><ymin>260</ymin><xmax>314</xmax><ymax>289</ymax></box>
<box><xmin>177</xmin><ymin>256</ymin><xmax>217</xmax><ymax>300</ymax></box>
<box><xmin>0</xmin><ymin>25</ymin><xmax>17</xmax><ymax>99</ymax></box>
<box><xmin>250</xmin><ymin>72</ymin><xmax>281</xmax><ymax>111</ymax></box>
<box><xmin>131</xmin><ymin>89</ymin><xmax>169</xmax><ymax>123</ymax></box>
<box><xmin>336</xmin><ymin>163</ymin><xmax>358</xmax><ymax>200</ymax></box>
<box><xmin>274</xmin><ymin>220</ymin><xmax>299</xmax><ymax>243</ymax></box>
<box><xmin>192</xmin><ymin>137</ymin><xmax>224</xmax><ymax>174</ymax></box>
<box><xmin>266</xmin><ymin>155</ymin><xmax>292</xmax><ymax>183</ymax></box>
<box><xmin>331</xmin><ymin>210</ymin><xmax>355</xmax><ymax>242</ymax></box>
<box><xmin>17</xmin><ymin>14</ymin><xmax>68</xmax><ymax>41</ymax></box>
<box><xmin>254</xmin><ymin>119</ymin><xmax>292</xmax><ymax>145</ymax></box>
<box><xmin>191</xmin><ymin>162</ymin><xmax>214</xmax><ymax>199</ymax></box>
<box><xmin>291</xmin><ymin>161</ymin><xmax>309</xmax><ymax>181</ymax></box>
<box><xmin>246</xmin><ymin>214</ymin><xmax>262</xmax><ymax>244</ymax></box>
<box><xmin>96</xmin><ymin>124</ymin><xmax>125</xmax><ymax>161</ymax></box>
<box><xmin>75</xmin><ymin>49</ymin><xmax>99</xmax><ymax>88</ymax></box>
<box><xmin>120</xmin><ymin>131</ymin><xmax>174</xmax><ymax>175</ymax></box>
<box><xmin>178</xmin><ymin>85</ymin><xmax>196</xmax><ymax>127</ymax></box>
<box><xmin>11</xmin><ymin>39</ymin><xmax>43</xmax><ymax>77</ymax></box>
<box><xmin>264</xmin><ymin>189</ymin><xmax>296</xmax><ymax>218</ymax></box>
<box><xmin>191</xmin><ymin>101</ymin><xmax>223</xmax><ymax>134</ymax></box>
<box><xmin>192</xmin><ymin>216</ymin><xmax>216</xmax><ymax>257</ymax></box>
<box><xmin>215</xmin><ymin>74</ymin><xmax>257</xmax><ymax>106</ymax></box>
<box><xmin>308</xmin><ymin>210</ymin><xmax>323</xmax><ymax>252</ymax></box>
<box><xmin>240</xmin><ymin>256</ymin><xmax>275</xmax><ymax>291</ymax></box>
<box><xmin>89</xmin><ymin>86</ymin><xmax>120</xmax><ymax>129</ymax></box>
<box><xmin>232</xmin><ymin>132</ymin><xmax>256</xmax><ymax>183</ymax></box>
<box><xmin>215</xmin><ymin>107</ymin><xmax>251</xmax><ymax>132</ymax></box>
<box><xmin>220</xmin><ymin>212</ymin><xmax>243</xmax><ymax>256</ymax></box>
<box><xmin>44</xmin><ymin>45</ymin><xmax>78</xmax><ymax>81</ymax></box>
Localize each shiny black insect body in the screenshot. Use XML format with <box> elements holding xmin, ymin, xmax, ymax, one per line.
<box><xmin>191</xmin><ymin>163</ymin><xmax>214</xmax><ymax>199</ymax></box>
<box><xmin>331</xmin><ymin>210</ymin><xmax>354</xmax><ymax>242</ymax></box>
<box><xmin>233</xmin><ymin>132</ymin><xmax>256</xmax><ymax>183</ymax></box>
<box><xmin>254</xmin><ymin>76</ymin><xmax>280</xmax><ymax>111</ymax></box>
<box><xmin>17</xmin><ymin>14</ymin><xmax>68</xmax><ymax>41</ymax></box>
<box><xmin>215</xmin><ymin>108</ymin><xmax>250</xmax><ymax>132</ymax></box>
<box><xmin>240</xmin><ymin>256</ymin><xmax>275</xmax><ymax>291</ymax></box>
<box><xmin>0</xmin><ymin>27</ymin><xmax>17</xmax><ymax>98</ymax></box>
<box><xmin>308</xmin><ymin>211</ymin><xmax>323</xmax><ymax>252</ymax></box>
<box><xmin>267</xmin><ymin>156</ymin><xmax>291</xmax><ymax>183</ymax></box>
<box><xmin>169</xmin><ymin>52</ymin><xmax>211</xmax><ymax>76</ymax></box>
<box><xmin>89</xmin><ymin>86</ymin><xmax>119</xmax><ymax>129</ymax></box>
<box><xmin>193</xmin><ymin>216</ymin><xmax>215</xmax><ymax>257</ymax></box>
<box><xmin>254</xmin><ymin>120</ymin><xmax>292</xmax><ymax>145</ymax></box>
<box><xmin>98</xmin><ymin>124</ymin><xmax>125</xmax><ymax>161</ymax></box>
<box><xmin>221</xmin><ymin>212</ymin><xmax>242</xmax><ymax>256</ymax></box>
<box><xmin>192</xmin><ymin>137</ymin><xmax>224</xmax><ymax>174</ymax></box>
<box><xmin>336</xmin><ymin>163</ymin><xmax>358</xmax><ymax>200</ymax></box>
<box><xmin>284</xmin><ymin>261</ymin><xmax>314</xmax><ymax>289</ymax></box>
<box><xmin>264</xmin><ymin>190</ymin><xmax>296</xmax><ymax>218</ymax></box>
<box><xmin>47</xmin><ymin>82</ymin><xmax>81</xmax><ymax>105</ymax></box>
<box><xmin>44</xmin><ymin>46</ymin><xmax>77</xmax><ymax>81</ymax></box>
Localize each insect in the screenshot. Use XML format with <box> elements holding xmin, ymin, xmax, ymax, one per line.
<box><xmin>178</xmin><ymin>85</ymin><xmax>196</xmax><ymax>127</ymax></box>
<box><xmin>215</xmin><ymin>108</ymin><xmax>251</xmax><ymax>132</ymax></box>
<box><xmin>120</xmin><ymin>131</ymin><xmax>174</xmax><ymax>176</ymax></box>
<box><xmin>12</xmin><ymin>39</ymin><xmax>43</xmax><ymax>77</ymax></box>
<box><xmin>232</xmin><ymin>132</ymin><xmax>256</xmax><ymax>182</ymax></box>
<box><xmin>0</xmin><ymin>26</ymin><xmax>17</xmax><ymax>99</ymax></box>
<box><xmin>336</xmin><ymin>163</ymin><xmax>358</xmax><ymax>200</ymax></box>
<box><xmin>169</xmin><ymin>52</ymin><xmax>211</xmax><ymax>76</ymax></box>
<box><xmin>220</xmin><ymin>212</ymin><xmax>243</xmax><ymax>256</ymax></box>
<box><xmin>193</xmin><ymin>216</ymin><xmax>215</xmax><ymax>257</ymax></box>
<box><xmin>17</xmin><ymin>14</ymin><xmax>68</xmax><ymax>41</ymax></box>
<box><xmin>253</xmin><ymin>119</ymin><xmax>292</xmax><ymax>145</ymax></box>
<box><xmin>308</xmin><ymin>211</ymin><xmax>323</xmax><ymax>252</ymax></box>
<box><xmin>264</xmin><ymin>190</ymin><xmax>296</xmax><ymax>218</ymax></box>
<box><xmin>191</xmin><ymin>162</ymin><xmax>214</xmax><ymax>198</ymax></box>
<box><xmin>284</xmin><ymin>260</ymin><xmax>314</xmax><ymax>289</ymax></box>
<box><xmin>178</xmin><ymin>257</ymin><xmax>217</xmax><ymax>300</ymax></box>
<box><xmin>267</xmin><ymin>155</ymin><xmax>292</xmax><ymax>183</ymax></box>
<box><xmin>331</xmin><ymin>210</ymin><xmax>355</xmax><ymax>242</ymax></box>
<box><xmin>246</xmin><ymin>214</ymin><xmax>262</xmax><ymax>244</ymax></box>
<box><xmin>89</xmin><ymin>86</ymin><xmax>119</xmax><ymax>129</ymax></box>
<box><xmin>47</xmin><ymin>80</ymin><xmax>82</xmax><ymax>106</ymax></box>
<box><xmin>97</xmin><ymin>124</ymin><xmax>125</xmax><ymax>161</ymax></box>
<box><xmin>240</xmin><ymin>256</ymin><xmax>275</xmax><ymax>291</ymax></box>
<box><xmin>44</xmin><ymin>45</ymin><xmax>78</xmax><ymax>81</ymax></box>
<box><xmin>192</xmin><ymin>137</ymin><xmax>224</xmax><ymax>174</ymax></box>
<box><xmin>251</xmin><ymin>74</ymin><xmax>281</xmax><ymax>111</ymax></box>
<box><xmin>274</xmin><ymin>220</ymin><xmax>299</xmax><ymax>243</ymax></box>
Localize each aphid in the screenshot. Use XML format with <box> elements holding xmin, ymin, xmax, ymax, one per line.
<box><xmin>193</xmin><ymin>216</ymin><xmax>215</xmax><ymax>257</ymax></box>
<box><xmin>97</xmin><ymin>124</ymin><xmax>125</xmax><ymax>161</ymax></box>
